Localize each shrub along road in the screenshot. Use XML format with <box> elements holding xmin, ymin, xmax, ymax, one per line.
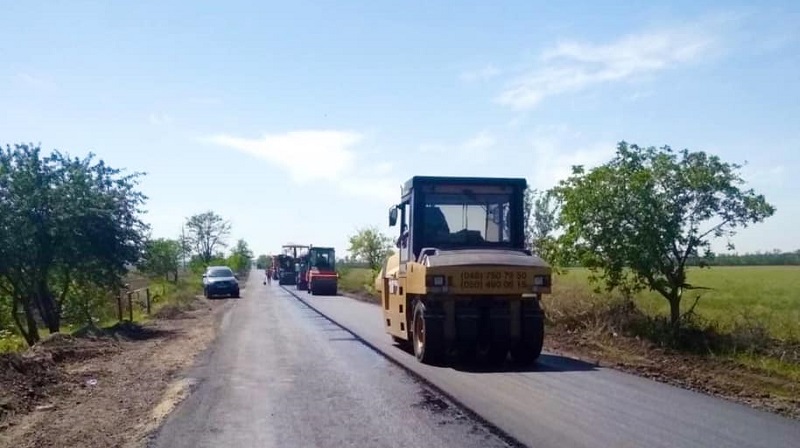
<box><xmin>289</xmin><ymin>286</ymin><xmax>800</xmax><ymax>448</ymax></box>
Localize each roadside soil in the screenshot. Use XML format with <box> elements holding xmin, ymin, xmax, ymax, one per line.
<box><xmin>339</xmin><ymin>290</ymin><xmax>800</xmax><ymax>420</ymax></box>
<box><xmin>0</xmin><ymin>296</ymin><xmax>232</xmax><ymax>448</ymax></box>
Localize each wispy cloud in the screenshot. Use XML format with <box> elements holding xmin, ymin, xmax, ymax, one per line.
<box><xmin>525</xmin><ymin>126</ymin><xmax>615</xmax><ymax>189</ymax></box>
<box><xmin>149</xmin><ymin>112</ymin><xmax>173</xmax><ymax>126</ymax></box>
<box><xmin>460</xmin><ymin>64</ymin><xmax>502</xmax><ymax>83</ymax></box>
<box><xmin>187</xmin><ymin>96</ymin><xmax>222</xmax><ymax>106</ymax></box>
<box><xmin>207</xmin><ymin>130</ymin><xmax>397</xmax><ymax>203</ymax></box>
<box><xmin>624</xmin><ymin>90</ymin><xmax>655</xmax><ymax>102</ymax></box>
<box><xmin>495</xmin><ymin>23</ymin><xmax>719</xmax><ymax>110</ymax></box>
<box><xmin>14</xmin><ymin>72</ymin><xmax>57</xmax><ymax>92</ymax></box>
<box><xmin>419</xmin><ymin>131</ymin><xmax>496</xmax><ymax>161</ymax></box>
<box><xmin>741</xmin><ymin>164</ymin><xmax>786</xmax><ymax>190</ymax></box>
<box><xmin>462</xmin><ymin>131</ymin><xmax>496</xmax><ymax>152</ymax></box>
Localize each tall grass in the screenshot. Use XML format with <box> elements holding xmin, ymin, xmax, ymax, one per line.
<box><xmin>548</xmin><ymin>266</ymin><xmax>800</xmax><ymax>341</ymax></box>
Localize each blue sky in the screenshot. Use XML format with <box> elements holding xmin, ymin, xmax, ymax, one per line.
<box><xmin>2</xmin><ymin>0</ymin><xmax>798</xmax><ymax>258</ymax></box>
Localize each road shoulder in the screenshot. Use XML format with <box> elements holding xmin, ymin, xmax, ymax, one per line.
<box><xmin>0</xmin><ymin>296</ymin><xmax>233</xmax><ymax>448</ymax></box>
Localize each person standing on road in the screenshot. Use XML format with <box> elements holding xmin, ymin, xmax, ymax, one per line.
<box><xmin>265</xmin><ymin>268</ymin><xmax>272</xmax><ymax>285</ymax></box>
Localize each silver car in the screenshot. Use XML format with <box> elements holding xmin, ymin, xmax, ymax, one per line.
<box><xmin>202</xmin><ymin>266</ymin><xmax>240</xmax><ymax>298</ymax></box>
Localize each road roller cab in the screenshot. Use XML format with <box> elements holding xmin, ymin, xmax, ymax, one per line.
<box><xmin>305</xmin><ymin>246</ymin><xmax>338</xmax><ymax>296</ymax></box>
<box><xmin>376</xmin><ymin>176</ymin><xmax>552</xmax><ymax>365</ymax></box>
<box><xmin>276</xmin><ymin>255</ymin><xmax>296</xmax><ymax>285</ymax></box>
<box><xmin>295</xmin><ymin>252</ymin><xmax>309</xmax><ymax>290</ymax></box>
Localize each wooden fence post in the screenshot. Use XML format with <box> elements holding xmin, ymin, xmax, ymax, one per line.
<box><xmin>127</xmin><ymin>292</ymin><xmax>133</xmax><ymax>321</ymax></box>
<box><xmin>146</xmin><ymin>288</ymin><xmax>151</xmax><ymax>314</ymax></box>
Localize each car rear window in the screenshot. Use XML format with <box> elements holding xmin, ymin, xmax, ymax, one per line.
<box><xmin>208</xmin><ymin>268</ymin><xmax>233</xmax><ymax>277</ymax></box>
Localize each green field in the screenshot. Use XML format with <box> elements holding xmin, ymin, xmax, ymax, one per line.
<box><xmin>339</xmin><ymin>265</ymin><xmax>800</xmax><ymax>341</ymax></box>
<box><xmin>548</xmin><ymin>266</ymin><xmax>800</xmax><ymax>340</ymax></box>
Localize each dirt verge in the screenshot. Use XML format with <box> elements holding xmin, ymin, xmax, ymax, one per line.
<box><xmin>340</xmin><ymin>290</ymin><xmax>379</xmax><ymax>304</ymax></box>
<box><xmin>545</xmin><ymin>327</ymin><xmax>800</xmax><ymax>420</ymax></box>
<box><xmin>0</xmin><ymin>296</ymin><xmax>231</xmax><ymax>448</ymax></box>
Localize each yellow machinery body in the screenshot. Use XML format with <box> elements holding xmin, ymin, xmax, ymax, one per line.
<box><xmin>375</xmin><ymin>176</ymin><xmax>552</xmax><ymax>365</ymax></box>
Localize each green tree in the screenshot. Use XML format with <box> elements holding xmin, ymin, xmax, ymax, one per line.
<box><xmin>523</xmin><ymin>187</ymin><xmax>558</xmax><ymax>261</ymax></box>
<box><xmin>347</xmin><ymin>227</ymin><xmax>393</xmax><ymax>275</ymax></box>
<box><xmin>227</xmin><ymin>239</ymin><xmax>253</xmax><ymax>275</ymax></box>
<box><xmin>0</xmin><ymin>143</ymin><xmax>147</xmax><ymax>344</ymax></box>
<box><xmin>255</xmin><ymin>254</ymin><xmax>270</xmax><ymax>269</ymax></box>
<box><xmin>551</xmin><ymin>142</ymin><xmax>775</xmax><ymax>330</ymax></box>
<box><xmin>138</xmin><ymin>238</ymin><xmax>182</xmax><ymax>282</ymax></box>
<box><xmin>185</xmin><ymin>211</ymin><xmax>231</xmax><ymax>263</ymax></box>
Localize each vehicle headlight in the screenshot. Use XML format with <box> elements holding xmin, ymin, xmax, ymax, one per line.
<box><xmin>427</xmin><ymin>275</ymin><xmax>445</xmax><ymax>286</ymax></box>
<box><xmin>533</xmin><ymin>275</ymin><xmax>549</xmax><ymax>287</ymax></box>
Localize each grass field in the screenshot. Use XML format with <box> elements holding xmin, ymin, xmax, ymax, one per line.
<box><xmin>338</xmin><ymin>267</ymin><xmax>376</xmax><ymax>295</ymax></box>
<box><xmin>339</xmin><ymin>265</ymin><xmax>800</xmax><ymax>341</ymax></box>
<box><xmin>548</xmin><ymin>266</ymin><xmax>800</xmax><ymax>340</ymax></box>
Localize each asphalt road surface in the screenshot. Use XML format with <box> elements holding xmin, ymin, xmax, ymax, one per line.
<box><xmin>291</xmin><ymin>285</ymin><xmax>800</xmax><ymax>448</ymax></box>
<box><xmin>151</xmin><ymin>273</ymin><xmax>515</xmax><ymax>448</ymax></box>
<box><xmin>153</xmin><ymin>271</ymin><xmax>800</xmax><ymax>448</ymax></box>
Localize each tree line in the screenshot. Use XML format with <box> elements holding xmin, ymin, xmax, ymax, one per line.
<box><xmin>0</xmin><ymin>143</ymin><xmax>252</xmax><ymax>346</ymax></box>
<box><xmin>686</xmin><ymin>250</ymin><xmax>800</xmax><ymax>266</ymax></box>
<box><xmin>138</xmin><ymin>211</ymin><xmax>254</xmax><ymax>282</ymax></box>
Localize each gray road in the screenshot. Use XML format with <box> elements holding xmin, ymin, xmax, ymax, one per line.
<box><xmin>291</xmin><ymin>286</ymin><xmax>800</xmax><ymax>448</ymax></box>
<box><xmin>151</xmin><ymin>272</ymin><xmax>515</xmax><ymax>448</ymax></box>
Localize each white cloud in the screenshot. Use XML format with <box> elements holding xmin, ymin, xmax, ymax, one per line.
<box><xmin>462</xmin><ymin>131</ymin><xmax>495</xmax><ymax>152</ymax></box>
<box><xmin>495</xmin><ymin>24</ymin><xmax>718</xmax><ymax>110</ymax></box>
<box><xmin>149</xmin><ymin>112</ymin><xmax>173</xmax><ymax>126</ymax></box>
<box><xmin>208</xmin><ymin>129</ymin><xmax>398</xmax><ymax>203</ymax></box>
<box><xmin>14</xmin><ymin>72</ymin><xmax>57</xmax><ymax>92</ymax></box>
<box><xmin>187</xmin><ymin>96</ymin><xmax>221</xmax><ymax>105</ymax></box>
<box><xmin>741</xmin><ymin>164</ymin><xmax>786</xmax><ymax>190</ymax></box>
<box><xmin>460</xmin><ymin>64</ymin><xmax>502</xmax><ymax>83</ymax></box>
<box><xmin>418</xmin><ymin>131</ymin><xmax>496</xmax><ymax>161</ymax></box>
<box><xmin>525</xmin><ymin>126</ymin><xmax>616</xmax><ymax>190</ymax></box>
<box><xmin>624</xmin><ymin>90</ymin><xmax>655</xmax><ymax>102</ymax></box>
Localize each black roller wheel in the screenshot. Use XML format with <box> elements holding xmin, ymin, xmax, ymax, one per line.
<box><xmin>509</xmin><ymin>303</ymin><xmax>544</xmax><ymax>366</ymax></box>
<box><xmin>412</xmin><ymin>301</ymin><xmax>444</xmax><ymax>364</ymax></box>
<box><xmin>457</xmin><ymin>340</ymin><xmax>477</xmax><ymax>365</ymax></box>
<box><xmin>479</xmin><ymin>341</ymin><xmax>509</xmax><ymax>366</ymax></box>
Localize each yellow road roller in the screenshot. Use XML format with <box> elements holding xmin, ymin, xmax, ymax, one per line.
<box><xmin>375</xmin><ymin>176</ymin><xmax>552</xmax><ymax>365</ymax></box>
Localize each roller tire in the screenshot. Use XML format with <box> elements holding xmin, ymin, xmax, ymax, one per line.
<box><xmin>509</xmin><ymin>307</ymin><xmax>544</xmax><ymax>366</ymax></box>
<box><xmin>412</xmin><ymin>301</ymin><xmax>444</xmax><ymax>364</ymax></box>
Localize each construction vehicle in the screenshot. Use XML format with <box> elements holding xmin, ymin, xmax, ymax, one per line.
<box><xmin>305</xmin><ymin>246</ymin><xmax>338</xmax><ymax>295</ymax></box>
<box><xmin>295</xmin><ymin>252</ymin><xmax>309</xmax><ymax>290</ymax></box>
<box><xmin>276</xmin><ymin>254</ymin><xmax>296</xmax><ymax>285</ymax></box>
<box><xmin>374</xmin><ymin>176</ymin><xmax>552</xmax><ymax>366</ymax></box>
<box><xmin>275</xmin><ymin>244</ymin><xmax>309</xmax><ymax>286</ymax></box>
